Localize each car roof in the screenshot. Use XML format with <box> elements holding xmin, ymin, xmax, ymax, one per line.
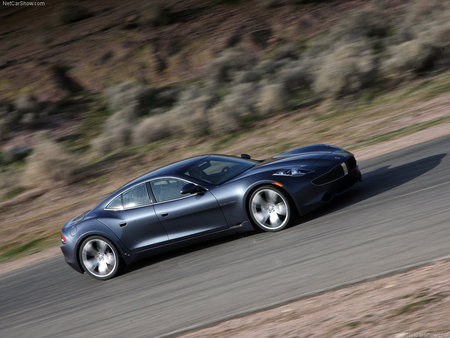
<box><xmin>114</xmin><ymin>154</ymin><xmax>251</xmax><ymax>189</ymax></box>
<box><xmin>122</xmin><ymin>155</ymin><xmax>208</xmax><ymax>188</ymax></box>
<box><xmin>95</xmin><ymin>154</ymin><xmax>255</xmax><ymax>210</ymax></box>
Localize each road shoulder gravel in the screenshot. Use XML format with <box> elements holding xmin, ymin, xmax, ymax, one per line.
<box><xmin>179</xmin><ymin>257</ymin><xmax>450</xmax><ymax>338</ymax></box>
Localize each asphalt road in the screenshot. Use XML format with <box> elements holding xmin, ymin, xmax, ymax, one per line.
<box><xmin>1</xmin><ymin>136</ymin><xmax>449</xmax><ymax>337</ymax></box>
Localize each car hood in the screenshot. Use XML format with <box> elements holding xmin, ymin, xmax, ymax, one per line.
<box><xmin>257</xmin><ymin>152</ymin><xmax>327</xmax><ymax>167</ymax></box>
<box><xmin>258</xmin><ymin>146</ymin><xmax>351</xmax><ymax>168</ymax></box>
<box><xmin>231</xmin><ymin>146</ymin><xmax>352</xmax><ymax>181</ymax></box>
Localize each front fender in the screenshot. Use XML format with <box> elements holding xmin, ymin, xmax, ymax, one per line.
<box><xmin>243</xmin><ymin>179</ymin><xmax>301</xmax><ymax>217</ymax></box>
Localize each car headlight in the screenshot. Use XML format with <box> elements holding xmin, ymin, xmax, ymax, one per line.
<box><xmin>273</xmin><ymin>168</ymin><xmax>315</xmax><ymax>176</ymax></box>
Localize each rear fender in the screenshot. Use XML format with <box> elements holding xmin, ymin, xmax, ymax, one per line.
<box><xmin>73</xmin><ymin>220</ymin><xmax>134</xmax><ymax>266</ymax></box>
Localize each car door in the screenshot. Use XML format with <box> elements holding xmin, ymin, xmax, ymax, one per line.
<box><xmin>149</xmin><ymin>177</ymin><xmax>229</xmax><ymax>241</ymax></box>
<box><xmin>101</xmin><ymin>183</ymin><xmax>168</xmax><ymax>252</ymax></box>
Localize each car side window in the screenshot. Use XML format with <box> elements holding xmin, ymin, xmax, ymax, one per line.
<box><xmin>106</xmin><ymin>195</ymin><xmax>123</xmax><ymax>210</ymax></box>
<box><xmin>150</xmin><ymin>178</ymin><xmax>190</xmax><ymax>203</ymax></box>
<box><xmin>122</xmin><ymin>183</ymin><xmax>151</xmax><ymax>209</ymax></box>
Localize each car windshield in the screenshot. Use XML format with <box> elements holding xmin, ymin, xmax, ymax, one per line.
<box><xmin>183</xmin><ymin>156</ymin><xmax>256</xmax><ymax>185</ymax></box>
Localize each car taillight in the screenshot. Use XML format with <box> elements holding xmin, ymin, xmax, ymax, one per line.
<box><xmin>61</xmin><ymin>234</ymin><xmax>66</xmax><ymax>243</ymax></box>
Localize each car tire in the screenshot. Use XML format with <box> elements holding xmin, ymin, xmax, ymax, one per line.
<box><xmin>79</xmin><ymin>236</ymin><xmax>121</xmax><ymax>280</ymax></box>
<box><xmin>248</xmin><ymin>185</ymin><xmax>291</xmax><ymax>232</ymax></box>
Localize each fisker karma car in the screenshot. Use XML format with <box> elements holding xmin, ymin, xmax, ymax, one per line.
<box><xmin>61</xmin><ymin>144</ymin><xmax>361</xmax><ymax>279</ymax></box>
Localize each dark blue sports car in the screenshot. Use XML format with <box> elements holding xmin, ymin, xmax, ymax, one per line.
<box><xmin>61</xmin><ymin>144</ymin><xmax>361</xmax><ymax>279</ymax></box>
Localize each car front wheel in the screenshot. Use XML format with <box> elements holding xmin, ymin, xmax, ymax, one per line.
<box><xmin>79</xmin><ymin>236</ymin><xmax>121</xmax><ymax>280</ymax></box>
<box><xmin>249</xmin><ymin>186</ymin><xmax>291</xmax><ymax>232</ymax></box>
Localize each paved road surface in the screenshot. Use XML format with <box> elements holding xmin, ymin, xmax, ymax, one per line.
<box><xmin>1</xmin><ymin>136</ymin><xmax>449</xmax><ymax>337</ymax></box>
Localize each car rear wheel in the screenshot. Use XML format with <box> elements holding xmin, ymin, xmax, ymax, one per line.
<box><xmin>79</xmin><ymin>236</ymin><xmax>120</xmax><ymax>280</ymax></box>
<box><xmin>249</xmin><ymin>186</ymin><xmax>291</xmax><ymax>232</ymax></box>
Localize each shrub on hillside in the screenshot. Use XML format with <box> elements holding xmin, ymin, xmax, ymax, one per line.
<box><xmin>208</xmin><ymin>104</ymin><xmax>240</xmax><ymax>136</ymax></box>
<box><xmin>260</xmin><ymin>0</ymin><xmax>283</xmax><ymax>8</ymax></box>
<box><xmin>381</xmin><ymin>0</ymin><xmax>449</xmax><ymax>80</ymax></box>
<box><xmin>2</xmin><ymin>146</ymin><xmax>31</xmax><ymax>164</ymax></box>
<box><xmin>254</xmin><ymin>58</ymin><xmax>291</xmax><ymax>77</ymax></box>
<box><xmin>0</xmin><ymin>172</ymin><xmax>8</xmax><ymax>190</ymax></box>
<box><xmin>209</xmin><ymin>83</ymin><xmax>259</xmax><ymax>135</ymax></box>
<box><xmin>273</xmin><ymin>44</ymin><xmax>301</xmax><ymax>61</ymax></box>
<box><xmin>14</xmin><ymin>95</ymin><xmax>39</xmax><ymax>113</ymax></box>
<box><xmin>331</xmin><ymin>6</ymin><xmax>389</xmax><ymax>42</ymax></box>
<box><xmin>169</xmin><ymin>94</ymin><xmax>212</xmax><ymax>136</ymax></box>
<box><xmin>232</xmin><ymin>57</ymin><xmax>297</xmax><ymax>86</ymax></box>
<box><xmin>91</xmin><ymin>109</ymin><xmax>134</xmax><ymax>155</ymax></box>
<box><xmin>24</xmin><ymin>135</ymin><xmax>76</xmax><ymax>186</ymax></box>
<box><xmin>233</xmin><ymin>69</ymin><xmax>264</xmax><ymax>84</ymax></box>
<box><xmin>132</xmin><ymin>114</ymin><xmax>173</xmax><ymax>145</ymax></box>
<box><xmin>256</xmin><ymin>83</ymin><xmax>287</xmax><ymax>115</ymax></box>
<box><xmin>104</xmin><ymin>82</ymin><xmax>154</xmax><ymax>117</ymax></box>
<box><xmin>205</xmin><ymin>48</ymin><xmax>257</xmax><ymax>86</ymax></box>
<box><xmin>313</xmin><ymin>41</ymin><xmax>376</xmax><ymax>98</ymax></box>
<box><xmin>153</xmin><ymin>85</ymin><xmax>181</xmax><ymax>109</ymax></box>
<box><xmin>256</xmin><ymin>60</ymin><xmax>312</xmax><ymax>114</ymax></box>
<box><xmin>381</xmin><ymin>40</ymin><xmax>437</xmax><ymax>81</ymax></box>
<box><xmin>420</xmin><ymin>23</ymin><xmax>450</xmax><ymax>69</ymax></box>
<box><xmin>55</xmin><ymin>3</ymin><xmax>92</xmax><ymax>25</ymax></box>
<box><xmin>397</xmin><ymin>0</ymin><xmax>449</xmax><ymax>41</ymax></box>
<box><xmin>13</xmin><ymin>95</ymin><xmax>45</xmax><ymax>127</ymax></box>
<box><xmin>0</xmin><ymin>102</ymin><xmax>20</xmax><ymax>139</ymax></box>
<box><xmin>0</xmin><ymin>171</ymin><xmax>21</xmax><ymax>201</ymax></box>
<box><xmin>232</xmin><ymin>58</ymin><xmax>288</xmax><ymax>85</ymax></box>
<box><xmin>140</xmin><ymin>2</ymin><xmax>173</xmax><ymax>27</ymax></box>
<box><xmin>408</xmin><ymin>16</ymin><xmax>450</xmax><ymax>71</ymax></box>
<box><xmin>278</xmin><ymin>62</ymin><xmax>311</xmax><ymax>94</ymax></box>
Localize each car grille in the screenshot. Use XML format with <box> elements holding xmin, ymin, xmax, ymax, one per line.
<box><xmin>312</xmin><ymin>156</ymin><xmax>357</xmax><ymax>186</ymax></box>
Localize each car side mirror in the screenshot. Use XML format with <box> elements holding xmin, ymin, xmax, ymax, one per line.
<box><xmin>180</xmin><ymin>183</ymin><xmax>206</xmax><ymax>195</ymax></box>
<box><xmin>241</xmin><ymin>153</ymin><xmax>251</xmax><ymax>159</ymax></box>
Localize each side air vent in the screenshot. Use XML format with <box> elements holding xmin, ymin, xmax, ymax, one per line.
<box><xmin>312</xmin><ymin>165</ymin><xmax>345</xmax><ymax>185</ymax></box>
<box><xmin>346</xmin><ymin>156</ymin><xmax>357</xmax><ymax>171</ymax></box>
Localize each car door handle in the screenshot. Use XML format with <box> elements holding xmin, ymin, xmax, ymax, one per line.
<box><xmin>119</xmin><ymin>222</ymin><xmax>127</xmax><ymax>227</ymax></box>
<box><xmin>161</xmin><ymin>213</ymin><xmax>169</xmax><ymax>217</ymax></box>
